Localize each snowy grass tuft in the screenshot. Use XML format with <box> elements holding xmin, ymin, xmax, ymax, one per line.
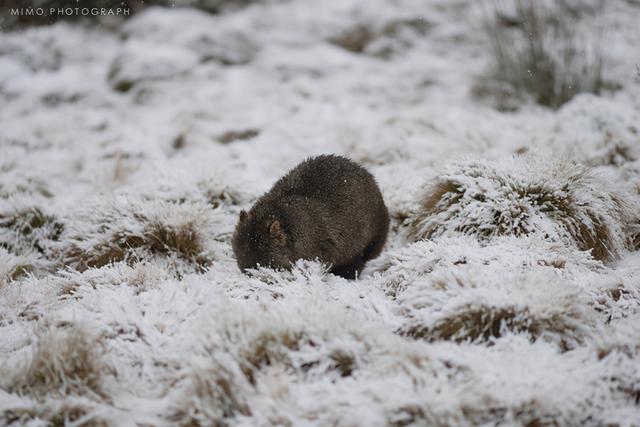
<box><xmin>477</xmin><ymin>0</ymin><xmax>607</xmax><ymax>109</ymax></box>
<box><xmin>329</xmin><ymin>17</ymin><xmax>432</xmax><ymax>59</ymax></box>
<box><xmin>7</xmin><ymin>325</ymin><xmax>107</xmax><ymax>399</ymax></box>
<box><xmin>62</xmin><ymin>196</ymin><xmax>229</xmax><ymax>275</ymax></box>
<box><xmin>0</xmin><ymin>326</ymin><xmax>111</xmax><ymax>425</ymax></box>
<box><xmin>0</xmin><ymin>202</ymin><xmax>64</xmax><ymax>260</ymax></box>
<box><xmin>409</xmin><ymin>155</ymin><xmax>636</xmax><ymax>261</ymax></box>
<box><xmin>168</xmin><ymin>355</ymin><xmax>253</xmax><ymax>426</ymax></box>
<box><xmin>0</xmin><ymin>325</ymin><xmax>111</xmax><ymax>426</ymax></box>
<box><xmin>400</xmin><ymin>302</ymin><xmax>586</xmax><ymax>349</ymax></box>
<box><xmin>0</xmin><ymin>248</ymin><xmax>39</xmax><ymax>285</ymax></box>
<box><xmin>395</xmin><ymin>269</ymin><xmax>593</xmax><ymax>351</ymax></box>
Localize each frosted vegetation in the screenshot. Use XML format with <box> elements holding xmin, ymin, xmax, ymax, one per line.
<box><xmin>1</xmin><ymin>0</ymin><xmax>639</xmax><ymax>425</ymax></box>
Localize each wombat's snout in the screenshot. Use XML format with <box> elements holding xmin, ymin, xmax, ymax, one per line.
<box><xmin>232</xmin><ymin>210</ymin><xmax>291</xmax><ymax>273</ymax></box>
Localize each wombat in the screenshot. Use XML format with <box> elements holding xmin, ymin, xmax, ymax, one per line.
<box><xmin>232</xmin><ymin>154</ymin><xmax>389</xmax><ymax>279</ymax></box>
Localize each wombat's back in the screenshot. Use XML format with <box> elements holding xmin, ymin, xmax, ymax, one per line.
<box><xmin>271</xmin><ymin>155</ymin><xmax>381</xmax><ymax>206</ymax></box>
<box><xmin>274</xmin><ymin>154</ymin><xmax>388</xmax><ymax>263</ymax></box>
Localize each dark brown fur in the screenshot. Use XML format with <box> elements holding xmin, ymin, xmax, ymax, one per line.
<box><xmin>232</xmin><ymin>155</ymin><xmax>389</xmax><ymax>279</ymax></box>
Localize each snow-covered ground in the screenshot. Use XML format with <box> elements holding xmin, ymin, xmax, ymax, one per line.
<box><xmin>1</xmin><ymin>0</ymin><xmax>640</xmax><ymax>425</ymax></box>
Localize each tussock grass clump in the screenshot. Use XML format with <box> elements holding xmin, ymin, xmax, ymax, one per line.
<box><xmin>554</xmin><ymin>95</ymin><xmax>640</xmax><ymax>168</ymax></box>
<box><xmin>330</xmin><ymin>17</ymin><xmax>432</xmax><ymax>58</ymax></box>
<box><xmin>167</xmin><ymin>320</ymin><xmax>308</xmax><ymax>426</ymax></box>
<box><xmin>591</xmin><ymin>319</ymin><xmax>640</xmax><ymax>407</ymax></box>
<box><xmin>2</xmin><ymin>325</ymin><xmax>111</xmax><ymax>426</ymax></box>
<box><xmin>239</xmin><ymin>329</ymin><xmax>311</xmax><ymax>384</ymax></box>
<box><xmin>409</xmin><ymin>156</ymin><xmax>636</xmax><ymax>261</ymax></box>
<box><xmin>389</xmin><ymin>400</ymin><xmax>568</xmax><ymax>427</ymax></box>
<box><xmin>400</xmin><ymin>304</ymin><xmax>584</xmax><ymax>350</ymax></box>
<box><xmin>145</xmin><ymin>221</ymin><xmax>208</xmax><ymax>264</ymax></box>
<box><xmin>0</xmin><ymin>204</ymin><xmax>64</xmax><ymax>257</ymax></box>
<box><xmin>234</xmin><ymin>320</ymin><xmax>362</xmax><ymax>383</ymax></box>
<box><xmin>168</xmin><ymin>300</ymin><xmax>371</xmax><ymax>426</ymax></box>
<box><xmin>168</xmin><ymin>359</ymin><xmax>252</xmax><ymax>427</ymax></box>
<box><xmin>1</xmin><ymin>403</ymin><xmax>109</xmax><ymax>427</ymax></box>
<box><xmin>63</xmin><ymin>198</ymin><xmax>217</xmax><ymax>273</ymax></box>
<box><xmin>0</xmin><ymin>248</ymin><xmax>37</xmax><ymax>285</ymax></box>
<box><xmin>396</xmin><ymin>270</ymin><xmax>592</xmax><ymax>350</ymax></box>
<box><xmin>476</xmin><ymin>0</ymin><xmax>607</xmax><ymax>109</ymax></box>
<box><xmin>630</xmin><ymin>221</ymin><xmax>640</xmax><ymax>251</ymax></box>
<box><xmin>216</xmin><ymin>128</ymin><xmax>260</xmax><ymax>144</ymax></box>
<box><xmin>459</xmin><ymin>399</ymin><xmax>567</xmax><ymax>427</ymax></box>
<box><xmin>591</xmin><ymin>280</ymin><xmax>640</xmax><ymax>322</ymax></box>
<box><xmin>54</xmin><ymin>261</ymin><xmax>172</xmax><ymax>298</ymax></box>
<box><xmin>388</xmin><ymin>405</ymin><xmax>434</xmax><ymax>427</ymax></box>
<box><xmin>594</xmin><ymin>319</ymin><xmax>640</xmax><ymax>361</ymax></box>
<box><xmin>329</xmin><ymin>349</ymin><xmax>356</xmax><ymax>377</ymax></box>
<box><xmin>330</xmin><ymin>25</ymin><xmax>375</xmax><ymax>53</ymax></box>
<box><xmin>64</xmin><ymin>231</ymin><xmax>146</xmax><ymax>272</ymax></box>
<box><xmin>0</xmin><ymin>175</ymin><xmax>54</xmax><ymax>200</ymax></box>
<box><xmin>8</xmin><ymin>326</ymin><xmax>107</xmax><ymax>400</ymax></box>
<box><xmin>368</xmin><ymin>235</ymin><xmax>604</xmax><ymax>300</ymax></box>
<box><xmin>197</xmin><ymin>179</ymin><xmax>244</xmax><ymax>210</ymax></box>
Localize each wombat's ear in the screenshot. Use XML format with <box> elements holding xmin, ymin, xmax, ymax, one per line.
<box><xmin>269</xmin><ymin>220</ymin><xmax>287</xmax><ymax>246</ymax></box>
<box><xmin>239</xmin><ymin>210</ymin><xmax>248</xmax><ymax>223</ymax></box>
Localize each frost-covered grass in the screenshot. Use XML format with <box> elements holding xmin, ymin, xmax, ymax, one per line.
<box><xmin>61</xmin><ymin>196</ymin><xmax>229</xmax><ymax>274</ymax></box>
<box><xmin>1</xmin><ymin>325</ymin><xmax>111</xmax><ymax>426</ymax></box>
<box><xmin>476</xmin><ymin>0</ymin><xmax>608</xmax><ymax>110</ymax></box>
<box><xmin>408</xmin><ymin>156</ymin><xmax>637</xmax><ymax>261</ymax></box>
<box><xmin>1</xmin><ymin>0</ymin><xmax>640</xmax><ymax>425</ymax></box>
